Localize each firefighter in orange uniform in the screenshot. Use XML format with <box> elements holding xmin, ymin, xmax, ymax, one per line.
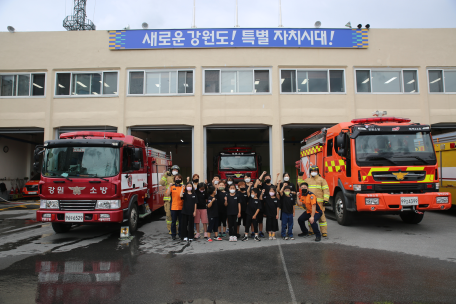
<box><xmin>165</xmin><ymin>173</ymin><xmax>184</xmax><ymax>241</ymax></box>
<box><xmin>297</xmin><ymin>182</ymin><xmax>322</xmax><ymax>242</ymax></box>
<box><xmin>297</xmin><ymin>165</ymin><xmax>329</xmax><ymax>237</ymax></box>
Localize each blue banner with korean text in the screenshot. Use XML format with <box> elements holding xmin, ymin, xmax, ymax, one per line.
<box><xmin>109</xmin><ymin>28</ymin><xmax>368</xmax><ymax>50</ymax></box>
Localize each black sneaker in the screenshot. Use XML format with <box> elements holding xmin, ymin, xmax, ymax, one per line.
<box><xmin>315</xmin><ymin>236</ymin><xmax>321</xmax><ymax>242</ymax></box>
<box><xmin>254</xmin><ymin>235</ymin><xmax>261</xmax><ymax>242</ymax></box>
<box><xmin>242</xmin><ymin>236</ymin><xmax>249</xmax><ymax>241</ymax></box>
<box><xmin>172</xmin><ymin>237</ymin><xmax>177</xmax><ymax>241</ymax></box>
<box><xmin>298</xmin><ymin>232</ymin><xmax>309</xmax><ymax>237</ymax></box>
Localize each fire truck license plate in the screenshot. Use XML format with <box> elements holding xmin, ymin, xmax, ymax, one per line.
<box><xmin>401</xmin><ymin>197</ymin><xmax>419</xmax><ymax>206</ymax></box>
<box><xmin>65</xmin><ymin>213</ymin><xmax>84</xmax><ymax>222</ymax></box>
<box><xmin>28</xmin><ymin>192</ymin><xmax>37</xmax><ymax>194</ymax></box>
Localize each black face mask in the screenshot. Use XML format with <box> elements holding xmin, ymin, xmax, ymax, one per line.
<box><xmin>175</xmin><ymin>180</ymin><xmax>182</xmax><ymax>184</ymax></box>
<box><xmin>301</xmin><ymin>189</ymin><xmax>308</xmax><ymax>195</ymax></box>
<box><xmin>193</xmin><ymin>179</ymin><xmax>199</xmax><ymax>183</ymax></box>
<box><xmin>265</xmin><ymin>179</ymin><xmax>271</xmax><ymax>184</ymax></box>
<box><xmin>240</xmin><ymin>187</ymin><xmax>246</xmax><ymax>191</ymax></box>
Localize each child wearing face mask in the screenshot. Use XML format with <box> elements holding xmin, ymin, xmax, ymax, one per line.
<box><xmin>192</xmin><ymin>174</ymin><xmax>200</xmax><ymax>190</ymax></box>
<box><xmin>264</xmin><ymin>186</ymin><xmax>280</xmax><ymax>240</ymax></box>
<box><xmin>225</xmin><ymin>184</ymin><xmax>241</xmax><ymax>242</ymax></box>
<box><xmin>180</xmin><ymin>181</ymin><xmax>197</xmax><ymax>243</ymax></box>
<box><xmin>194</xmin><ymin>182</ymin><xmax>208</xmax><ymax>239</ymax></box>
<box><xmin>279</xmin><ymin>185</ymin><xmax>296</xmax><ymax>240</ymax></box>
<box><xmin>242</xmin><ymin>186</ymin><xmax>261</xmax><ymax>242</ymax></box>
<box><xmin>236</xmin><ymin>181</ymin><xmax>248</xmax><ymax>237</ymax></box>
<box><xmin>165</xmin><ymin>174</ymin><xmax>184</xmax><ymax>241</ymax></box>
<box><xmin>216</xmin><ymin>181</ymin><xmax>228</xmax><ymax>237</ymax></box>
<box><xmin>206</xmin><ymin>186</ymin><xmax>222</xmax><ymax>242</ymax></box>
<box><xmin>277</xmin><ymin>172</ymin><xmax>297</xmax><ymax>197</ymax></box>
<box><xmin>210</xmin><ymin>174</ymin><xmax>221</xmax><ymax>188</ymax></box>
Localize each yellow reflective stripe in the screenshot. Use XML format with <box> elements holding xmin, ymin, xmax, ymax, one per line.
<box><xmin>163</xmin><ymin>197</ymin><xmax>171</xmax><ymax>201</ymax></box>
<box><xmin>319</xmin><ymin>222</ymin><xmax>327</xmax><ymax>226</ymax></box>
<box><xmin>322</xmin><ymin>186</ymin><xmax>329</xmax><ymax>189</ymax></box>
<box><xmin>166</xmin><ymin>221</ymin><xmax>172</xmax><ymax>224</ymax></box>
<box><xmin>323</xmin><ymin>195</ymin><xmax>330</xmax><ymax>199</ymax></box>
<box><xmin>308</xmin><ymin>185</ymin><xmax>320</xmax><ymax>189</ymax></box>
<box><xmin>317</xmin><ymin>198</ymin><xmax>324</xmax><ymax>202</ymax></box>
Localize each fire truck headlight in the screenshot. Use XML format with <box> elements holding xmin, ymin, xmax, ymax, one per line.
<box><xmin>436</xmin><ymin>196</ymin><xmax>449</xmax><ymax>204</ymax></box>
<box><xmin>365</xmin><ymin>198</ymin><xmax>379</xmax><ymax>205</ymax></box>
<box><xmin>41</xmin><ymin>200</ymin><xmax>59</xmax><ymax>209</ymax></box>
<box><xmin>353</xmin><ymin>184</ymin><xmax>362</xmax><ymax>191</ymax></box>
<box><xmin>96</xmin><ymin>200</ymin><xmax>121</xmax><ymax>209</ymax></box>
<box><xmin>435</xmin><ymin>183</ymin><xmax>440</xmax><ymax>190</ymax></box>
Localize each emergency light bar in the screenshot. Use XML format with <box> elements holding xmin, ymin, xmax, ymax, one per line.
<box><xmin>351</xmin><ymin>117</ymin><xmax>411</xmax><ymax>124</ymax></box>
<box><xmin>223</xmin><ymin>147</ymin><xmax>252</xmax><ymax>152</ymax></box>
<box><xmin>60</xmin><ymin>132</ymin><xmax>126</xmax><ymax>139</ymax></box>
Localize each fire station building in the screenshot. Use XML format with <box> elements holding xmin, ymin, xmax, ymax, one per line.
<box><xmin>0</xmin><ymin>28</ymin><xmax>456</xmax><ymax>189</ymax></box>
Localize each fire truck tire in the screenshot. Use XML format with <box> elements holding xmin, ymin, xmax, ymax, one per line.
<box><xmin>127</xmin><ymin>203</ymin><xmax>139</xmax><ymax>233</ymax></box>
<box><xmin>52</xmin><ymin>223</ymin><xmax>72</xmax><ymax>233</ymax></box>
<box><xmin>399</xmin><ymin>212</ymin><xmax>424</xmax><ymax>224</ymax></box>
<box><xmin>334</xmin><ymin>192</ymin><xmax>354</xmax><ymax>226</ymax></box>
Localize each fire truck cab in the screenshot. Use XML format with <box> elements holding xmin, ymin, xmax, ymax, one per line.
<box><xmin>35</xmin><ymin>132</ymin><xmax>170</xmax><ymax>234</ymax></box>
<box><xmin>213</xmin><ymin>147</ymin><xmax>262</xmax><ymax>182</ymax></box>
<box><xmin>296</xmin><ymin>117</ymin><xmax>452</xmax><ymax>226</ymax></box>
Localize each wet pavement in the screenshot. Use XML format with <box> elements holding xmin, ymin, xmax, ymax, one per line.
<box><xmin>0</xmin><ymin>207</ymin><xmax>455</xmax><ymax>303</ymax></box>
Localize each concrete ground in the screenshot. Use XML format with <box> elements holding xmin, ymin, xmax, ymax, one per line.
<box><xmin>0</xmin><ymin>205</ymin><xmax>455</xmax><ymax>303</ymax></box>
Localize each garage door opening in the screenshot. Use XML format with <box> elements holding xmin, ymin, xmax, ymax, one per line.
<box><xmin>0</xmin><ymin>127</ymin><xmax>44</xmax><ymax>201</ymax></box>
<box><xmin>282</xmin><ymin>124</ymin><xmax>335</xmax><ymax>185</ymax></box>
<box><xmin>129</xmin><ymin>126</ymin><xmax>193</xmax><ymax>179</ymax></box>
<box><xmin>204</xmin><ymin>125</ymin><xmax>271</xmax><ymax>182</ymax></box>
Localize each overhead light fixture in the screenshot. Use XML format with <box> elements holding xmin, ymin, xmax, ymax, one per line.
<box><xmin>77</xmin><ymin>81</ymin><xmax>87</xmax><ymax>88</ymax></box>
<box><xmin>58</xmin><ymin>84</ymin><xmax>65</xmax><ymax>88</ymax></box>
<box><xmin>407</xmin><ymin>79</ymin><xmax>415</xmax><ymax>84</ymax></box>
<box><xmin>33</xmin><ymin>83</ymin><xmax>43</xmax><ymax>89</ymax></box>
<box><xmin>155</xmin><ymin>84</ymin><xmax>160</xmax><ymax>87</ymax></box>
<box><xmin>92</xmin><ymin>92</ymin><xmax>98</xmax><ymax>95</ymax></box>
<box><xmin>281</xmin><ymin>79</ymin><xmax>285</xmax><ymax>84</ymax></box>
<box><xmin>365</xmin><ymin>24</ymin><xmax>370</xmax><ymax>29</ymax></box>
<box><xmin>345</xmin><ymin>22</ymin><xmax>351</xmax><ymax>28</ymax></box>
<box><xmin>385</xmin><ymin>77</ymin><xmax>397</xmax><ymax>84</ymax></box>
<box><xmin>430</xmin><ymin>78</ymin><xmax>441</xmax><ymax>84</ymax></box>
<box><xmin>362</xmin><ymin>78</ymin><xmax>370</xmax><ymax>84</ymax></box>
<box><xmin>180</xmin><ymin>139</ymin><xmax>184</xmax><ymax>143</ymax></box>
<box><xmin>357</xmin><ymin>24</ymin><xmax>362</xmax><ymax>29</ymax></box>
<box><xmin>7</xmin><ymin>26</ymin><xmax>15</xmax><ymax>33</ymax></box>
<box><xmin>314</xmin><ymin>21</ymin><xmax>321</xmax><ymax>28</ymax></box>
<box><xmin>255</xmin><ymin>81</ymin><xmax>259</xmax><ymax>85</ymax></box>
<box><xmin>410</xmin><ymin>90</ymin><xmax>416</xmax><ymax>93</ymax></box>
<box><xmin>301</xmin><ymin>79</ymin><xmax>308</xmax><ymax>85</ymax></box>
<box><xmin>142</xmin><ymin>22</ymin><xmax>149</xmax><ymax>29</ymax></box>
<box><xmin>104</xmin><ymin>83</ymin><xmax>109</xmax><ymax>87</ymax></box>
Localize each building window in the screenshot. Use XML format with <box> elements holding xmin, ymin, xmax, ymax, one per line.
<box><xmin>204</xmin><ymin>69</ymin><xmax>270</xmax><ymax>94</ymax></box>
<box><xmin>428</xmin><ymin>69</ymin><xmax>456</xmax><ymax>93</ymax></box>
<box><xmin>128</xmin><ymin>70</ymin><xmax>194</xmax><ymax>95</ymax></box>
<box><xmin>355</xmin><ymin>69</ymin><xmax>418</xmax><ymax>93</ymax></box>
<box><xmin>0</xmin><ymin>73</ymin><xmax>45</xmax><ymax>97</ymax></box>
<box><xmin>55</xmin><ymin>71</ymin><xmax>118</xmax><ymax>96</ymax></box>
<box><xmin>280</xmin><ymin>69</ymin><xmax>345</xmax><ymax>93</ymax></box>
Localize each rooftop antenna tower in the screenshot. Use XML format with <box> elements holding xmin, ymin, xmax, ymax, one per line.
<box><xmin>278</xmin><ymin>0</ymin><xmax>283</xmax><ymax>27</ymax></box>
<box><xmin>192</xmin><ymin>0</ymin><xmax>197</xmax><ymax>28</ymax></box>
<box><xmin>63</xmin><ymin>0</ymin><xmax>96</xmax><ymax>31</ymax></box>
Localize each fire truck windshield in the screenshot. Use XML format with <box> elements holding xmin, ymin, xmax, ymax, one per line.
<box><xmin>42</xmin><ymin>147</ymin><xmax>120</xmax><ymax>178</ymax></box>
<box><xmin>220</xmin><ymin>155</ymin><xmax>256</xmax><ymax>170</ymax></box>
<box><xmin>355</xmin><ymin>132</ymin><xmax>436</xmax><ymax>166</ymax></box>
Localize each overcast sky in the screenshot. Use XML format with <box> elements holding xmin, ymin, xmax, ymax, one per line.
<box><xmin>1</xmin><ymin>0</ymin><xmax>455</xmax><ymax>32</ymax></box>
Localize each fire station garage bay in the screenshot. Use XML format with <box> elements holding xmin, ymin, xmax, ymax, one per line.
<box><xmin>1</xmin><ymin>28</ymin><xmax>456</xmax><ymax>192</ymax></box>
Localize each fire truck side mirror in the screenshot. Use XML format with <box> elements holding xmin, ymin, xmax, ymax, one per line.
<box><xmin>33</xmin><ymin>162</ymin><xmax>40</xmax><ymax>171</ymax></box>
<box><xmin>335</xmin><ymin>133</ymin><xmax>347</xmax><ymax>157</ymax></box>
<box><xmin>34</xmin><ymin>145</ymin><xmax>44</xmax><ymax>161</ymax></box>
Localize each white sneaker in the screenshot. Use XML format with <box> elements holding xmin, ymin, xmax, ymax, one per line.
<box><xmin>229</xmin><ymin>236</ymin><xmax>233</xmax><ymax>242</ymax></box>
<box><xmin>272</xmin><ymin>236</ymin><xmax>277</xmax><ymax>240</ymax></box>
<box><xmin>269</xmin><ymin>236</ymin><xmax>272</xmax><ymax>240</ymax></box>
<box><xmin>184</xmin><ymin>237</ymin><xmax>188</xmax><ymax>242</ymax></box>
<box><xmin>234</xmin><ymin>236</ymin><xmax>237</xmax><ymax>242</ymax></box>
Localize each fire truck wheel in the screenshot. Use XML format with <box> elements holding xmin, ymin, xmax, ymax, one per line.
<box><xmin>127</xmin><ymin>204</ymin><xmax>139</xmax><ymax>233</ymax></box>
<box><xmin>52</xmin><ymin>223</ymin><xmax>72</xmax><ymax>233</ymax></box>
<box><xmin>334</xmin><ymin>192</ymin><xmax>354</xmax><ymax>226</ymax></box>
<box><xmin>399</xmin><ymin>212</ymin><xmax>424</xmax><ymax>224</ymax></box>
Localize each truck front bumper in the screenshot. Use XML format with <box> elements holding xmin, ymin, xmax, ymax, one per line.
<box><xmin>36</xmin><ymin>210</ymin><xmax>124</xmax><ymax>223</ymax></box>
<box><xmin>356</xmin><ymin>192</ymin><xmax>452</xmax><ymax>212</ymax></box>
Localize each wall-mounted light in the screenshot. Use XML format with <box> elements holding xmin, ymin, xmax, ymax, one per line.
<box><xmin>365</xmin><ymin>24</ymin><xmax>370</xmax><ymax>29</ymax></box>
<box><xmin>357</xmin><ymin>24</ymin><xmax>362</xmax><ymax>29</ymax></box>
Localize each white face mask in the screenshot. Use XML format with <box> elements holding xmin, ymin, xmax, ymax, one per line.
<box><xmin>284</xmin><ymin>177</ymin><xmax>289</xmax><ymax>181</ymax></box>
<box><xmin>311</xmin><ymin>172</ymin><xmax>318</xmax><ymax>177</ymax></box>
<box><xmin>172</xmin><ymin>171</ymin><xmax>178</xmax><ymax>176</ymax></box>
<box><xmin>186</xmin><ymin>187</ymin><xmax>192</xmax><ymax>191</ymax></box>
<box><xmin>227</xmin><ymin>181</ymin><xmax>233</xmax><ymax>185</ymax></box>
<box><xmin>245</xmin><ymin>178</ymin><xmax>251</xmax><ymax>183</ymax></box>
<box><xmin>200</xmin><ymin>189</ymin><xmax>205</xmax><ymax>192</ymax></box>
<box><xmin>229</xmin><ymin>189</ymin><xmax>236</xmax><ymax>194</ymax></box>
<box><xmin>269</xmin><ymin>192</ymin><xmax>275</xmax><ymax>196</ymax></box>
<box><xmin>251</xmin><ymin>194</ymin><xmax>255</xmax><ymax>198</ymax></box>
<box><xmin>214</xmin><ymin>180</ymin><xmax>219</xmax><ymax>185</ymax></box>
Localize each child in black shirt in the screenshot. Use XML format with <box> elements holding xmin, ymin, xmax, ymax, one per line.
<box><xmin>216</xmin><ymin>181</ymin><xmax>228</xmax><ymax>237</ymax></box>
<box><xmin>264</xmin><ymin>186</ymin><xmax>280</xmax><ymax>240</ymax></box>
<box><xmin>225</xmin><ymin>184</ymin><xmax>241</xmax><ymax>242</ymax></box>
<box><xmin>236</xmin><ymin>181</ymin><xmax>248</xmax><ymax>238</ymax></box>
<box><xmin>206</xmin><ymin>186</ymin><xmax>222</xmax><ymax>242</ymax></box>
<box><xmin>279</xmin><ymin>185</ymin><xmax>296</xmax><ymax>240</ymax></box>
<box><xmin>242</xmin><ymin>187</ymin><xmax>261</xmax><ymax>242</ymax></box>
<box><xmin>180</xmin><ymin>181</ymin><xmax>197</xmax><ymax>243</ymax></box>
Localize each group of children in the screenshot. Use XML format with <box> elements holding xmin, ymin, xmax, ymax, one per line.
<box><xmin>167</xmin><ymin>171</ymin><xmax>322</xmax><ymax>243</ymax></box>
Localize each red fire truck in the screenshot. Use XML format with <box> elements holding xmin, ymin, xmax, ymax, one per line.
<box><xmin>296</xmin><ymin>117</ymin><xmax>452</xmax><ymax>226</ymax></box>
<box><xmin>213</xmin><ymin>147</ymin><xmax>262</xmax><ymax>181</ymax></box>
<box><xmin>35</xmin><ymin>132</ymin><xmax>171</xmax><ymax>234</ymax></box>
